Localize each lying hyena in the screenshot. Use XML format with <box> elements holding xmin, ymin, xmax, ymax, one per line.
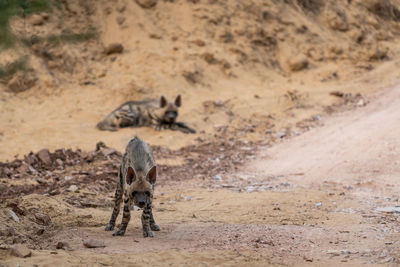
<box><xmin>97</xmin><ymin>95</ymin><xmax>195</xmax><ymax>134</ymax></box>
<box><xmin>105</xmin><ymin>137</ymin><xmax>160</xmax><ymax>237</ymax></box>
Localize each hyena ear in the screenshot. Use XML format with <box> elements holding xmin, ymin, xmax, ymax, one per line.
<box><xmin>146</xmin><ymin>166</ymin><xmax>157</xmax><ymax>184</ymax></box>
<box><xmin>174</xmin><ymin>95</ymin><xmax>182</xmax><ymax>107</ymax></box>
<box><xmin>160</xmin><ymin>96</ymin><xmax>167</xmax><ymax>108</ymax></box>
<box><xmin>127</xmin><ymin>167</ymin><xmax>136</xmax><ymax>185</ymax></box>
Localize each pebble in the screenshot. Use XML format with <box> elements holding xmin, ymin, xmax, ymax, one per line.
<box><xmin>9</xmin><ymin>210</ymin><xmax>20</xmax><ymax>223</ymax></box>
<box><xmin>213</xmin><ymin>175</ymin><xmax>222</xmax><ymax>181</ymax></box>
<box><xmin>67</xmin><ymin>185</ymin><xmax>78</xmax><ymax>192</ymax></box>
<box><xmin>37</xmin><ymin>149</ymin><xmax>52</xmax><ymax>165</ymax></box>
<box><xmin>135</xmin><ymin>0</ymin><xmax>157</xmax><ymax>8</ymax></box>
<box><xmin>376</xmin><ymin>206</ymin><xmax>400</xmax><ymax>213</ymax></box>
<box><xmin>104</xmin><ymin>43</ymin><xmax>124</xmax><ymax>55</ymax></box>
<box><xmin>56</xmin><ymin>241</ymin><xmax>72</xmax><ymax>250</ymax></box>
<box><xmin>327</xmin><ymin>250</ymin><xmax>341</xmax><ymax>256</ymax></box>
<box><xmin>56</xmin><ymin>159</ymin><xmax>64</xmax><ymax>167</ymax></box>
<box><xmin>83</xmin><ymin>239</ymin><xmax>106</xmax><ymax>248</ymax></box>
<box><xmin>35</xmin><ymin>212</ymin><xmax>51</xmax><ymax>225</ymax></box>
<box><xmin>10</xmin><ymin>245</ymin><xmax>32</xmax><ymax>258</ymax></box>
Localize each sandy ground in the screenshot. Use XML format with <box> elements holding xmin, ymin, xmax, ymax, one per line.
<box><xmin>2</xmin><ymin>1</ymin><xmax>400</xmax><ymax>266</ymax></box>
<box><xmin>1</xmin><ymin>83</ymin><xmax>400</xmax><ymax>266</ymax></box>
<box><xmin>2</xmin><ymin>0</ymin><xmax>400</xmax><ymax>160</ymax></box>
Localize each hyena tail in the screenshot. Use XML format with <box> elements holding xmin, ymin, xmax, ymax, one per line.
<box><xmin>97</xmin><ymin>119</ymin><xmax>117</xmax><ymax>132</ymax></box>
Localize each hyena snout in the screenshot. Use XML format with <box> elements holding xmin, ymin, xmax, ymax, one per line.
<box><xmin>164</xmin><ymin>111</ymin><xmax>178</xmax><ymax>123</ymax></box>
<box><xmin>133</xmin><ymin>191</ymin><xmax>150</xmax><ymax>208</ymax></box>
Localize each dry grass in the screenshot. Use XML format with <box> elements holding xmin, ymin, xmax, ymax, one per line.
<box><xmin>368</xmin><ymin>0</ymin><xmax>400</xmax><ymax>21</ymax></box>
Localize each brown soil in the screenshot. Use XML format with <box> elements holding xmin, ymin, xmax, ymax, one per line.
<box><xmin>1</xmin><ymin>0</ymin><xmax>400</xmax><ymax>266</ymax></box>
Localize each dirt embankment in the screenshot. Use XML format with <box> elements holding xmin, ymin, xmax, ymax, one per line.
<box><xmin>1</xmin><ymin>0</ymin><xmax>400</xmax><ymax>159</ymax></box>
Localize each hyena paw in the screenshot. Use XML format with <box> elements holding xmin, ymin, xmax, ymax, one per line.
<box><xmin>150</xmin><ymin>224</ymin><xmax>160</xmax><ymax>231</ymax></box>
<box><xmin>143</xmin><ymin>230</ymin><xmax>154</xmax><ymax>238</ymax></box>
<box><xmin>104</xmin><ymin>223</ymin><xmax>115</xmax><ymax>231</ymax></box>
<box><xmin>112</xmin><ymin>228</ymin><xmax>126</xmax><ymax>236</ymax></box>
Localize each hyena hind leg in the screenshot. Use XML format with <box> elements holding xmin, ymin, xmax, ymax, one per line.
<box><xmin>105</xmin><ymin>182</ymin><xmax>123</xmax><ymax>231</ymax></box>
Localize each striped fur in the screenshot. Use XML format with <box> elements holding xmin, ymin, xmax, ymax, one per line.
<box><xmin>97</xmin><ymin>95</ymin><xmax>181</xmax><ymax>132</ymax></box>
<box><xmin>105</xmin><ymin>137</ymin><xmax>160</xmax><ymax>238</ymax></box>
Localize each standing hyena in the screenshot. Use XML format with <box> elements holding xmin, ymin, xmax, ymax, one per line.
<box><xmin>97</xmin><ymin>95</ymin><xmax>195</xmax><ymax>134</ymax></box>
<box><xmin>105</xmin><ymin>137</ymin><xmax>160</xmax><ymax>237</ymax></box>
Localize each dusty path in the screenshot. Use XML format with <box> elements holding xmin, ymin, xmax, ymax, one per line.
<box><xmin>249</xmin><ymin>85</ymin><xmax>400</xmax><ymax>193</ymax></box>
<box><xmin>3</xmin><ymin>86</ymin><xmax>400</xmax><ymax>266</ymax></box>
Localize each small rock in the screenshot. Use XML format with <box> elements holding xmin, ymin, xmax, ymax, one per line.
<box><xmin>104</xmin><ymin>43</ymin><xmax>124</xmax><ymax>55</ymax></box>
<box><xmin>36</xmin><ymin>228</ymin><xmax>45</xmax><ymax>236</ymax></box>
<box><xmin>8</xmin><ymin>75</ymin><xmax>24</xmax><ymax>92</ymax></box>
<box><xmin>116</xmin><ymin>16</ymin><xmax>125</xmax><ymax>25</ymax></box>
<box><xmin>274</xmin><ymin>130</ymin><xmax>287</xmax><ymax>139</ymax></box>
<box><xmin>315</xmin><ymin>202</ymin><xmax>322</xmax><ymax>207</ymax></box>
<box><xmin>8</xmin><ymin>210</ymin><xmax>19</xmax><ymax>223</ymax></box>
<box><xmin>192</xmin><ymin>39</ymin><xmax>205</xmax><ymax>47</ymax></box>
<box><xmin>117</xmin><ymin>5</ymin><xmax>126</xmax><ymax>12</ymax></box>
<box><xmin>288</xmin><ymin>55</ymin><xmax>309</xmax><ymax>72</ymax></box>
<box><xmin>357</xmin><ymin>99</ymin><xmax>365</xmax><ymax>107</ymax></box>
<box><xmin>83</xmin><ymin>239</ymin><xmax>106</xmax><ymax>248</ymax></box>
<box><xmin>3</xmin><ymin>167</ymin><xmax>12</xmax><ymax>176</ymax></box>
<box><xmin>55</xmin><ymin>159</ymin><xmax>64</xmax><ymax>167</ymax></box>
<box><xmin>30</xmin><ymin>14</ymin><xmax>44</xmax><ymax>26</ymax></box>
<box><xmin>56</xmin><ymin>241</ymin><xmax>71</xmax><ymax>250</ymax></box>
<box><xmin>327</xmin><ymin>250</ymin><xmax>341</xmax><ymax>256</ymax></box>
<box><xmin>10</xmin><ymin>245</ymin><xmax>32</xmax><ymax>258</ymax></box>
<box><xmin>36</xmin><ymin>178</ymin><xmax>47</xmax><ymax>184</ymax></box>
<box><xmin>303</xmin><ymin>256</ymin><xmax>313</xmax><ymax>262</ymax></box>
<box><xmin>34</xmin><ymin>212</ymin><xmax>51</xmax><ymax>225</ymax></box>
<box><xmin>99</xmin><ymin>147</ymin><xmax>117</xmax><ymax>157</ymax></box>
<box><xmin>67</xmin><ymin>185</ymin><xmax>78</xmax><ymax>192</ymax></box>
<box><xmin>37</xmin><ymin>149</ymin><xmax>52</xmax><ymax>165</ymax></box>
<box><xmin>245</xmin><ymin>186</ymin><xmax>256</xmax><ymax>192</ymax></box>
<box><xmin>64</xmin><ymin>176</ymin><xmax>73</xmax><ymax>181</ymax></box>
<box><xmin>382</xmin><ymin>257</ymin><xmax>394</xmax><ymax>263</ymax></box>
<box><xmin>213</xmin><ymin>175</ymin><xmax>222</xmax><ymax>181</ymax></box>
<box><xmin>376</xmin><ymin>207</ymin><xmax>400</xmax><ymax>213</ymax></box>
<box><xmin>135</xmin><ymin>0</ymin><xmax>157</xmax><ymax>9</ymax></box>
<box><xmin>16</xmin><ymin>163</ymin><xmax>30</xmax><ymax>173</ymax></box>
<box><xmin>7</xmin><ymin>73</ymin><xmax>37</xmax><ymax>93</ymax></box>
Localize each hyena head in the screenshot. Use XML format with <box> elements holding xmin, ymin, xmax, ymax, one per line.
<box><xmin>159</xmin><ymin>95</ymin><xmax>181</xmax><ymax>124</ymax></box>
<box><xmin>126</xmin><ymin>166</ymin><xmax>157</xmax><ymax>208</ymax></box>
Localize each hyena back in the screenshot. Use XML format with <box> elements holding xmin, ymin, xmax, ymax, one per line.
<box><xmin>97</xmin><ymin>95</ymin><xmax>182</xmax><ymax>132</ymax></box>
<box><xmin>105</xmin><ymin>137</ymin><xmax>160</xmax><ymax>238</ymax></box>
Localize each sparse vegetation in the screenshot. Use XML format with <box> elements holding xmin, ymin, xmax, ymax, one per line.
<box><xmin>0</xmin><ymin>0</ymin><xmax>51</xmax><ymax>49</ymax></box>
<box><xmin>285</xmin><ymin>0</ymin><xmax>325</xmax><ymax>14</ymax></box>
<box><xmin>368</xmin><ymin>0</ymin><xmax>400</xmax><ymax>21</ymax></box>
<box><xmin>21</xmin><ymin>27</ymin><xmax>98</xmax><ymax>47</ymax></box>
<box><xmin>0</xmin><ymin>56</ymin><xmax>28</xmax><ymax>81</ymax></box>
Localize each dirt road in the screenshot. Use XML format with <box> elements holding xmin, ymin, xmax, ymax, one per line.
<box><xmin>249</xmin><ymin>85</ymin><xmax>400</xmax><ymax>192</ymax></box>
<box><xmin>2</xmin><ymin>86</ymin><xmax>400</xmax><ymax>266</ymax></box>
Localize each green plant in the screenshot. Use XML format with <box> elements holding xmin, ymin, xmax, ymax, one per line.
<box><xmin>21</xmin><ymin>26</ymin><xmax>98</xmax><ymax>46</ymax></box>
<box><xmin>0</xmin><ymin>0</ymin><xmax>51</xmax><ymax>49</ymax></box>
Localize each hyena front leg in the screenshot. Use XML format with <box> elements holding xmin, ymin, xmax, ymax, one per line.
<box><xmin>113</xmin><ymin>192</ymin><xmax>131</xmax><ymax>236</ymax></box>
<box><xmin>150</xmin><ymin>210</ymin><xmax>160</xmax><ymax>231</ymax></box>
<box><xmin>105</xmin><ymin>182</ymin><xmax>123</xmax><ymax>231</ymax></box>
<box><xmin>142</xmin><ymin>203</ymin><xmax>154</xmax><ymax>237</ymax></box>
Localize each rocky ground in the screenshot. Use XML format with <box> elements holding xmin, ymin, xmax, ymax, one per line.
<box><xmin>1</xmin><ymin>0</ymin><xmax>400</xmax><ymax>266</ymax></box>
